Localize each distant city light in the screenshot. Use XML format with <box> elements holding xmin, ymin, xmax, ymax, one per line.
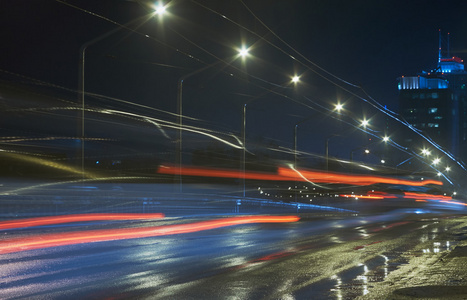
<box><xmin>382</xmin><ymin>136</ymin><xmax>389</xmax><ymax>142</ymax></box>
<box><xmin>433</xmin><ymin>158</ymin><xmax>440</xmax><ymax>165</ymax></box>
<box><xmin>445</xmin><ymin>166</ymin><xmax>451</xmax><ymax>172</ymax></box>
<box><xmin>292</xmin><ymin>75</ymin><xmax>300</xmax><ymax>83</ymax></box>
<box><xmin>335</xmin><ymin>103</ymin><xmax>343</xmax><ymax>111</ymax></box>
<box><xmin>361</xmin><ymin>120</ymin><xmax>369</xmax><ymax>127</ymax></box>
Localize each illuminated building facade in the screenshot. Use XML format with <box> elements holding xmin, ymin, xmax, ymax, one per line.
<box><xmin>398</xmin><ymin>36</ymin><xmax>467</xmax><ymax>160</ymax></box>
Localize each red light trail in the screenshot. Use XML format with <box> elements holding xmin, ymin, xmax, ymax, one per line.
<box><xmin>0</xmin><ymin>215</ymin><xmax>300</xmax><ymax>255</ymax></box>
<box><xmin>403</xmin><ymin>192</ymin><xmax>452</xmax><ymax>201</ymax></box>
<box><xmin>157</xmin><ymin>165</ymin><xmax>443</xmax><ymax>187</ymax></box>
<box><xmin>0</xmin><ymin>213</ymin><xmax>165</xmax><ymax>230</ymax></box>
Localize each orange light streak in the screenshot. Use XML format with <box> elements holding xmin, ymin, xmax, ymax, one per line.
<box><xmin>277</xmin><ymin>167</ymin><xmax>443</xmax><ymax>186</ymax></box>
<box><xmin>339</xmin><ymin>194</ymin><xmax>384</xmax><ymax>200</ymax></box>
<box><xmin>440</xmin><ymin>200</ymin><xmax>467</xmax><ymax>206</ymax></box>
<box><xmin>0</xmin><ymin>213</ymin><xmax>165</xmax><ymax>230</ymax></box>
<box><xmin>403</xmin><ymin>192</ymin><xmax>452</xmax><ymax>201</ymax></box>
<box><xmin>0</xmin><ymin>215</ymin><xmax>300</xmax><ymax>255</ymax></box>
<box><xmin>157</xmin><ymin>165</ymin><xmax>293</xmax><ymax>181</ymax></box>
<box><xmin>157</xmin><ymin>165</ymin><xmax>443</xmax><ymax>187</ymax></box>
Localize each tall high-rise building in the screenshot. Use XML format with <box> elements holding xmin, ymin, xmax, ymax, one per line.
<box><xmin>398</xmin><ymin>32</ymin><xmax>467</xmax><ymax>161</ymax></box>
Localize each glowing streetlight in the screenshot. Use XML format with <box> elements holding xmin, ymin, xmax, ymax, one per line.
<box><xmin>422</xmin><ymin>148</ymin><xmax>431</xmax><ymax>156</ymax></box>
<box><xmin>292</xmin><ymin>75</ymin><xmax>300</xmax><ymax>84</ymax></box>
<box><xmin>154</xmin><ymin>2</ymin><xmax>167</xmax><ymax>15</ymax></box>
<box><xmin>238</xmin><ymin>46</ymin><xmax>249</xmax><ymax>58</ymax></box>
<box><xmin>335</xmin><ymin>103</ymin><xmax>343</xmax><ymax>111</ymax></box>
<box><xmin>361</xmin><ymin>119</ymin><xmax>369</xmax><ymax>127</ymax></box>
<box><xmin>433</xmin><ymin>158</ymin><xmax>441</xmax><ymax>165</ymax></box>
<box><xmin>445</xmin><ymin>166</ymin><xmax>451</xmax><ymax>172</ymax></box>
<box><xmin>382</xmin><ymin>136</ymin><xmax>389</xmax><ymax>142</ymax></box>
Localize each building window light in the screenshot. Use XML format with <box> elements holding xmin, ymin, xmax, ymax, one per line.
<box><xmin>428</xmin><ymin>108</ymin><xmax>438</xmax><ymax>114</ymax></box>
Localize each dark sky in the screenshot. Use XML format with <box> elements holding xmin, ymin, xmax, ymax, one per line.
<box><xmin>2</xmin><ymin>0</ymin><xmax>467</xmax><ymax>158</ymax></box>
<box><xmin>2</xmin><ymin>1</ymin><xmax>467</xmax><ymax>106</ymax></box>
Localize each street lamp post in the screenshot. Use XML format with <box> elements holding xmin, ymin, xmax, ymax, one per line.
<box><xmin>177</xmin><ymin>47</ymin><xmax>249</xmax><ymax>193</ymax></box>
<box><xmin>176</xmin><ymin>62</ymin><xmax>223</xmax><ymax>193</ymax></box>
<box><xmin>293</xmin><ymin>115</ymin><xmax>317</xmax><ymax>201</ymax></box>
<box><xmin>79</xmin><ymin>27</ymin><xmax>128</xmax><ymax>179</ymax></box>
<box><xmin>325</xmin><ymin>134</ymin><xmax>341</xmax><ymax>171</ymax></box>
<box><xmin>78</xmin><ymin>13</ymin><xmax>161</xmax><ymax>180</ymax></box>
<box><xmin>242</xmin><ymin>103</ymin><xmax>247</xmax><ymax>199</ymax></box>
<box><xmin>241</xmin><ymin>98</ymin><xmax>263</xmax><ymax>199</ymax></box>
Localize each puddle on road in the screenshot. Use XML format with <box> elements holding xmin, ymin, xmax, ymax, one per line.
<box><xmin>291</xmin><ymin>239</ymin><xmax>458</xmax><ymax>300</ymax></box>
<box><xmin>288</xmin><ymin>219</ymin><xmax>466</xmax><ymax>299</ymax></box>
<box><xmin>292</xmin><ymin>254</ymin><xmax>409</xmax><ymax>299</ymax></box>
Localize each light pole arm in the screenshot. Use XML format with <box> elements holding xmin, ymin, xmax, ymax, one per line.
<box><xmin>78</xmin><ymin>19</ymin><xmax>140</xmax><ymax>178</ymax></box>
<box><xmin>176</xmin><ymin>60</ymin><xmax>224</xmax><ymax>192</ymax></box>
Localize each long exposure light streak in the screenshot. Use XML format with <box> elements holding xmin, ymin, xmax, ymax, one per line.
<box><xmin>277</xmin><ymin>167</ymin><xmax>443</xmax><ymax>186</ymax></box>
<box><xmin>157</xmin><ymin>165</ymin><xmax>443</xmax><ymax>187</ymax></box>
<box><xmin>403</xmin><ymin>192</ymin><xmax>452</xmax><ymax>201</ymax></box>
<box><xmin>339</xmin><ymin>194</ymin><xmax>384</xmax><ymax>200</ymax></box>
<box><xmin>0</xmin><ymin>215</ymin><xmax>300</xmax><ymax>255</ymax></box>
<box><xmin>0</xmin><ymin>151</ymin><xmax>95</xmax><ymax>179</ymax></box>
<box><xmin>0</xmin><ymin>213</ymin><xmax>165</xmax><ymax>230</ymax></box>
<box><xmin>7</xmin><ymin>105</ymin><xmax>243</xmax><ymax>150</ymax></box>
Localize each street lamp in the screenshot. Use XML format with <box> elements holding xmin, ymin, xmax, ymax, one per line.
<box><xmin>154</xmin><ymin>2</ymin><xmax>166</xmax><ymax>15</ymax></box>
<box><xmin>177</xmin><ymin>61</ymin><xmax>222</xmax><ymax>192</ymax></box>
<box><xmin>177</xmin><ymin>47</ymin><xmax>248</xmax><ymax>193</ymax></box>
<box><xmin>294</xmin><ymin>115</ymin><xmax>317</xmax><ymax>170</ymax></box>
<box><xmin>242</xmin><ymin>96</ymin><xmax>270</xmax><ymax>199</ymax></box>
<box><xmin>238</xmin><ymin>45</ymin><xmax>250</xmax><ymax>59</ymax></box>
<box><xmin>79</xmin><ymin>14</ymin><xmax>162</xmax><ymax>179</ymax></box>
<box><xmin>422</xmin><ymin>148</ymin><xmax>431</xmax><ymax>156</ymax></box>
<box><xmin>350</xmin><ymin>146</ymin><xmax>371</xmax><ymax>169</ymax></box>
<box><xmin>292</xmin><ymin>75</ymin><xmax>300</xmax><ymax>84</ymax></box>
<box><xmin>325</xmin><ymin>133</ymin><xmax>341</xmax><ymax>171</ymax></box>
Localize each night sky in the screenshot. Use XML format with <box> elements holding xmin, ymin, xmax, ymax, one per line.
<box><xmin>3</xmin><ymin>1</ymin><xmax>467</xmax><ymax>105</ymax></box>
<box><xmin>2</xmin><ymin>0</ymin><xmax>467</xmax><ymax>164</ymax></box>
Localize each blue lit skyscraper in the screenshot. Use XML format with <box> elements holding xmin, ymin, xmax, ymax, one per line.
<box><xmin>398</xmin><ymin>31</ymin><xmax>467</xmax><ymax>160</ymax></box>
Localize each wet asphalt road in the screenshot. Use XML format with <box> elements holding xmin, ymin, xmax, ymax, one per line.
<box><xmin>1</xmin><ymin>181</ymin><xmax>466</xmax><ymax>299</ymax></box>
<box><xmin>2</xmin><ymin>210</ymin><xmax>466</xmax><ymax>299</ymax></box>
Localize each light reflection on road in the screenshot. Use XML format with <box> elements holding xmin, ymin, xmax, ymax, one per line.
<box><xmin>0</xmin><ymin>182</ymin><xmax>466</xmax><ymax>299</ymax></box>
